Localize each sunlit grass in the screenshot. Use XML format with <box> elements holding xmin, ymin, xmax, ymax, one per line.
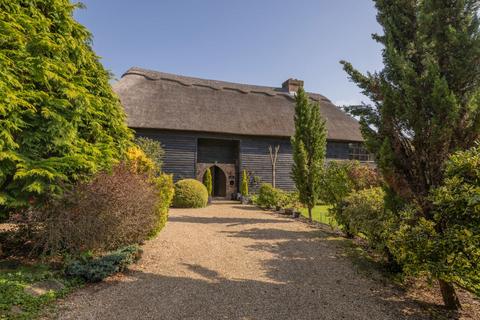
<box><xmin>300</xmin><ymin>205</ymin><xmax>337</xmax><ymax>226</ymax></box>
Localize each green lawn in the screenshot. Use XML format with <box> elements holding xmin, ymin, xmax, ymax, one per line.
<box><xmin>300</xmin><ymin>205</ymin><xmax>337</xmax><ymax>226</ymax></box>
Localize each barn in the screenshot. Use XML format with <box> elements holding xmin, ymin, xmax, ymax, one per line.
<box><xmin>113</xmin><ymin>67</ymin><xmax>371</xmax><ymax>199</ymax></box>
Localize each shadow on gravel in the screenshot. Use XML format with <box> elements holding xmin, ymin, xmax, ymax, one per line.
<box><xmin>168</xmin><ymin>215</ymin><xmax>291</xmax><ymax>227</ymax></box>
<box><xmin>90</xmin><ymin>233</ymin><xmax>437</xmax><ymax>320</ymax></box>
<box><xmin>94</xmin><ymin>263</ymin><xmax>433</xmax><ymax>320</ymax></box>
<box><xmin>60</xmin><ymin>210</ymin><xmax>458</xmax><ymax>320</ymax></box>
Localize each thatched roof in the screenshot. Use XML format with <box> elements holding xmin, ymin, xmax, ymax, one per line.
<box><xmin>113</xmin><ymin>67</ymin><xmax>363</xmax><ymax>142</ymax></box>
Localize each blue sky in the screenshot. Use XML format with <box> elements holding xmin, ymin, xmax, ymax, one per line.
<box><xmin>74</xmin><ymin>0</ymin><xmax>384</xmax><ymax>106</ymax></box>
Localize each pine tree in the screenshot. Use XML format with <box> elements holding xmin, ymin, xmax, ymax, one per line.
<box><xmin>291</xmin><ymin>87</ymin><xmax>327</xmax><ymax>222</ymax></box>
<box><xmin>0</xmin><ymin>0</ymin><xmax>132</xmax><ymax>211</ymax></box>
<box><xmin>203</xmin><ymin>168</ymin><xmax>213</xmax><ymax>197</ymax></box>
<box><xmin>341</xmin><ymin>0</ymin><xmax>480</xmax><ymax>309</ymax></box>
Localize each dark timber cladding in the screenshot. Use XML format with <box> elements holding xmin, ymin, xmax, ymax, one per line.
<box><xmin>114</xmin><ymin>67</ymin><xmax>370</xmax><ymax>196</ymax></box>
<box><xmin>135</xmin><ymin>129</ymin><xmax>294</xmax><ymax>191</ymax></box>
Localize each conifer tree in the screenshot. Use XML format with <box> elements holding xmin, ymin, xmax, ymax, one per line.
<box><xmin>203</xmin><ymin>168</ymin><xmax>213</xmax><ymax>197</ymax></box>
<box><xmin>0</xmin><ymin>0</ymin><xmax>132</xmax><ymax>211</ymax></box>
<box><xmin>240</xmin><ymin>170</ymin><xmax>249</xmax><ymax>197</ymax></box>
<box><xmin>341</xmin><ymin>0</ymin><xmax>480</xmax><ymax>309</ymax></box>
<box><xmin>291</xmin><ymin>87</ymin><xmax>327</xmax><ymax>222</ymax></box>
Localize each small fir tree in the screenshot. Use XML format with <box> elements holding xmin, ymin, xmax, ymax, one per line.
<box><xmin>240</xmin><ymin>170</ymin><xmax>249</xmax><ymax>197</ymax></box>
<box><xmin>203</xmin><ymin>168</ymin><xmax>213</xmax><ymax>197</ymax></box>
<box><xmin>341</xmin><ymin>0</ymin><xmax>480</xmax><ymax>309</ymax></box>
<box><xmin>291</xmin><ymin>87</ymin><xmax>327</xmax><ymax>222</ymax></box>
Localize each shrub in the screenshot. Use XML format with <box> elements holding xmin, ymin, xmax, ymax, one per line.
<box><xmin>320</xmin><ymin>161</ymin><xmax>383</xmax><ymax>236</ymax></box>
<box><xmin>281</xmin><ymin>192</ymin><xmax>302</xmax><ymax>210</ymax></box>
<box><xmin>240</xmin><ymin>170</ymin><xmax>249</xmax><ymax>197</ymax></box>
<box><xmin>149</xmin><ymin>174</ymin><xmax>175</xmax><ymax>237</ymax></box>
<box><xmin>134</xmin><ymin>137</ymin><xmax>165</xmax><ymax>172</ymax></box>
<box><xmin>65</xmin><ymin>245</ymin><xmax>141</xmax><ymax>283</ymax></box>
<box><xmin>347</xmin><ymin>162</ymin><xmax>382</xmax><ymax>190</ymax></box>
<box><xmin>342</xmin><ymin>187</ymin><xmax>394</xmax><ymax>252</ymax></box>
<box><xmin>203</xmin><ymin>168</ymin><xmax>213</xmax><ymax>197</ymax></box>
<box><xmin>126</xmin><ymin>146</ymin><xmax>157</xmax><ymax>175</ymax></box>
<box><xmin>172</xmin><ymin>179</ymin><xmax>208</xmax><ymax>208</ymax></box>
<box><xmin>390</xmin><ymin>145</ymin><xmax>480</xmax><ymax>295</ymax></box>
<box><xmin>30</xmin><ymin>165</ymin><xmax>159</xmax><ymax>255</ymax></box>
<box><xmin>255</xmin><ymin>183</ymin><xmax>282</xmax><ymax>208</ymax></box>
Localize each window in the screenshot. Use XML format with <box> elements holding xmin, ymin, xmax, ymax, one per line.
<box><xmin>348</xmin><ymin>143</ymin><xmax>374</xmax><ymax>162</ymax></box>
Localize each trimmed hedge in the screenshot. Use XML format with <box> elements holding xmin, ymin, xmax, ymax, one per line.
<box><xmin>172</xmin><ymin>179</ymin><xmax>208</xmax><ymax>208</ymax></box>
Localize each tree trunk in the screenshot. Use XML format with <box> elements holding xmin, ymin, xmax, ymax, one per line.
<box><xmin>272</xmin><ymin>164</ymin><xmax>276</xmax><ymax>188</ymax></box>
<box><xmin>308</xmin><ymin>206</ymin><xmax>312</xmax><ymax>222</ymax></box>
<box><xmin>439</xmin><ymin>279</ymin><xmax>461</xmax><ymax>310</ymax></box>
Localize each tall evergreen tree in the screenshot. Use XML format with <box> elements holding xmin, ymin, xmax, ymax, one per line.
<box><xmin>341</xmin><ymin>0</ymin><xmax>480</xmax><ymax>309</ymax></box>
<box><xmin>0</xmin><ymin>0</ymin><xmax>132</xmax><ymax>212</ymax></box>
<box><xmin>291</xmin><ymin>87</ymin><xmax>327</xmax><ymax>222</ymax></box>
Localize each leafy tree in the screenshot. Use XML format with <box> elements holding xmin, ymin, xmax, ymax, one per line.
<box><xmin>0</xmin><ymin>0</ymin><xmax>132</xmax><ymax>211</ymax></box>
<box><xmin>291</xmin><ymin>87</ymin><xmax>327</xmax><ymax>222</ymax></box>
<box><xmin>341</xmin><ymin>0</ymin><xmax>480</xmax><ymax>309</ymax></box>
<box><xmin>203</xmin><ymin>168</ymin><xmax>213</xmax><ymax>197</ymax></box>
<box><xmin>135</xmin><ymin>137</ymin><xmax>164</xmax><ymax>173</ymax></box>
<box><xmin>240</xmin><ymin>169</ymin><xmax>249</xmax><ymax>197</ymax></box>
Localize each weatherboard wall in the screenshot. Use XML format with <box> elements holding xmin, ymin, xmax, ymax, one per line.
<box><xmin>134</xmin><ymin>129</ymin><xmax>352</xmax><ymax>192</ymax></box>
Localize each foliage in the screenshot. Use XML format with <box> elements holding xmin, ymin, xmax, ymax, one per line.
<box><xmin>126</xmin><ymin>146</ymin><xmax>157</xmax><ymax>176</ymax></box>
<box><xmin>342</xmin><ymin>187</ymin><xmax>395</xmax><ymax>255</ymax></box>
<box><xmin>348</xmin><ymin>163</ymin><xmax>382</xmax><ymax>191</ymax></box>
<box><xmin>149</xmin><ymin>173</ymin><xmax>175</xmax><ymax>238</ymax></box>
<box><xmin>320</xmin><ymin>161</ymin><xmax>383</xmax><ymax>236</ymax></box>
<box><xmin>279</xmin><ymin>191</ymin><xmax>301</xmax><ymax>210</ymax></box>
<box><xmin>390</xmin><ymin>146</ymin><xmax>480</xmax><ymax>295</ymax></box>
<box><xmin>134</xmin><ymin>137</ymin><xmax>164</xmax><ymax>173</ymax></box>
<box><xmin>203</xmin><ymin>168</ymin><xmax>213</xmax><ymax>197</ymax></box>
<box><xmin>64</xmin><ymin>245</ymin><xmax>141</xmax><ymax>283</ymax></box>
<box><xmin>240</xmin><ymin>170</ymin><xmax>249</xmax><ymax>197</ymax></box>
<box><xmin>0</xmin><ymin>0</ymin><xmax>132</xmax><ymax>212</ymax></box>
<box><xmin>0</xmin><ymin>264</ymin><xmax>80</xmax><ymax>319</ymax></box>
<box><xmin>291</xmin><ymin>87</ymin><xmax>327</xmax><ymax>221</ymax></box>
<box><xmin>172</xmin><ymin>179</ymin><xmax>208</xmax><ymax>208</ymax></box>
<box><xmin>341</xmin><ymin>0</ymin><xmax>480</xmax><ymax>308</ymax></box>
<box><xmin>319</xmin><ymin>162</ymin><xmax>353</xmax><ymax>208</ymax></box>
<box><xmin>29</xmin><ymin>165</ymin><xmax>159</xmax><ymax>255</ymax></box>
<box><xmin>255</xmin><ymin>183</ymin><xmax>281</xmax><ymax>208</ymax></box>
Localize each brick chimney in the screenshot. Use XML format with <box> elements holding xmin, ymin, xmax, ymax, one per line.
<box><xmin>282</xmin><ymin>78</ymin><xmax>304</xmax><ymax>93</ymax></box>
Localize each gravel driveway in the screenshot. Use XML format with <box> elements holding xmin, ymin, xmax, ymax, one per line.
<box><xmin>56</xmin><ymin>202</ymin><xmax>427</xmax><ymax>320</ymax></box>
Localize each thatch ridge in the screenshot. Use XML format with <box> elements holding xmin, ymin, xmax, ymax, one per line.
<box><xmin>114</xmin><ymin>67</ymin><xmax>363</xmax><ymax>142</ymax></box>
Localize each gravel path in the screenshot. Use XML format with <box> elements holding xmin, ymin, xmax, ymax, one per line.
<box><xmin>56</xmin><ymin>202</ymin><xmax>427</xmax><ymax>320</ymax></box>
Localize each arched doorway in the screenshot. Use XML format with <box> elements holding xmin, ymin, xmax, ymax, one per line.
<box><xmin>203</xmin><ymin>165</ymin><xmax>227</xmax><ymax>198</ymax></box>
